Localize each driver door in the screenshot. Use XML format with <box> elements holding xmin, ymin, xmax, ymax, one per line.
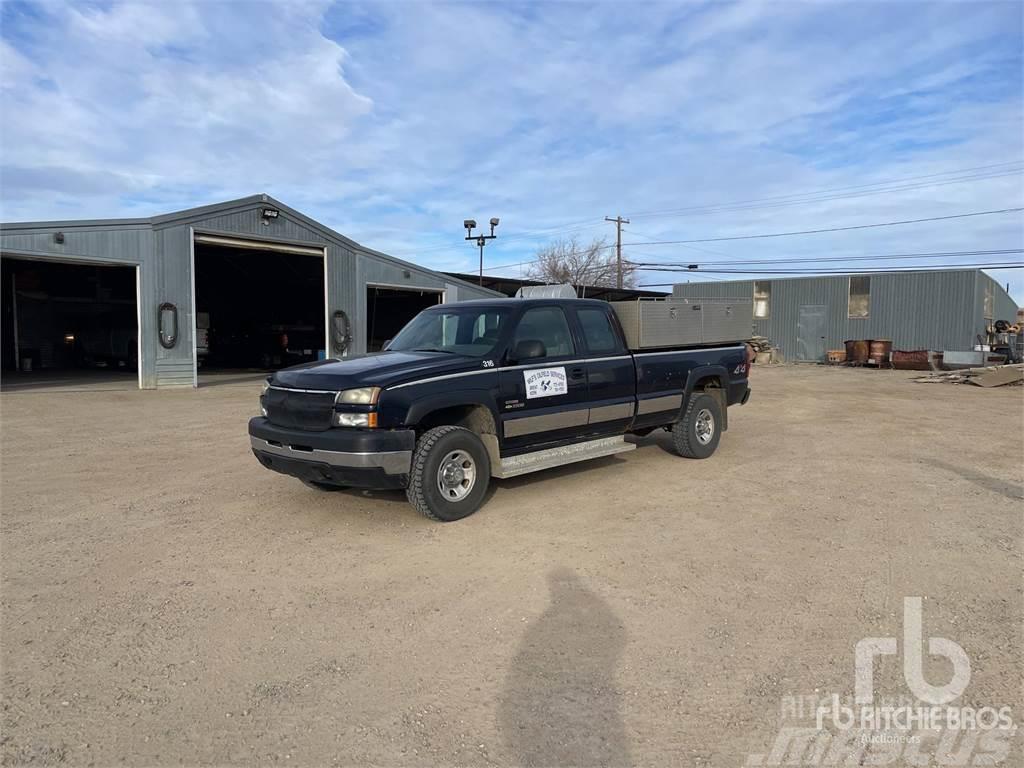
<box><xmin>497</xmin><ymin>305</ymin><xmax>590</xmax><ymax>452</ymax></box>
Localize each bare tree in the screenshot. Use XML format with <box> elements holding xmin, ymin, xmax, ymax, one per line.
<box><xmin>525</xmin><ymin>237</ymin><xmax>636</xmax><ymax>288</ymax></box>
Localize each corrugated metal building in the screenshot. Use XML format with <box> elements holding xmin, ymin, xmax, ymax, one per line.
<box><xmin>672</xmin><ymin>269</ymin><xmax>1019</xmax><ymax>362</ymax></box>
<box><xmin>1</xmin><ymin>194</ymin><xmax>499</xmax><ymax>388</ymax></box>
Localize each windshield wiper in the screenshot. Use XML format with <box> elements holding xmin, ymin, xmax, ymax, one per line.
<box><xmin>411</xmin><ymin>347</ymin><xmax>458</xmax><ymax>354</ymax></box>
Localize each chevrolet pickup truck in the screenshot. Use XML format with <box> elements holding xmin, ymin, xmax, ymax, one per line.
<box><xmin>249</xmin><ymin>298</ymin><xmax>751</xmax><ymax>521</ymax></box>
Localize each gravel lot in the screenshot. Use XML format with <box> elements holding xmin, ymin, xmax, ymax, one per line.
<box><xmin>2</xmin><ymin>365</ymin><xmax>1021</xmax><ymax>766</ymax></box>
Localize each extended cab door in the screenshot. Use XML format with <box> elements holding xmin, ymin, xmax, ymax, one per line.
<box><xmin>498</xmin><ymin>305</ymin><xmax>590</xmax><ymax>452</ymax></box>
<box><xmin>572</xmin><ymin>304</ymin><xmax>636</xmax><ymax>435</ymax></box>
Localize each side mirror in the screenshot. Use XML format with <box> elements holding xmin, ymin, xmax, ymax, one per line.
<box><xmin>512</xmin><ymin>339</ymin><xmax>546</xmax><ymax>362</ymax></box>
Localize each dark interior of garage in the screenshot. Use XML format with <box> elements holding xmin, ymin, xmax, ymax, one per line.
<box><xmin>366</xmin><ymin>286</ymin><xmax>442</xmax><ymax>352</ymax></box>
<box><xmin>194</xmin><ymin>243</ymin><xmax>325</xmax><ymax>370</ymax></box>
<box><xmin>1</xmin><ymin>257</ymin><xmax>137</xmax><ymax>376</ymax></box>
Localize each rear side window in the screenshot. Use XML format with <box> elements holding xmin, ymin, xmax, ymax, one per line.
<box><xmin>576</xmin><ymin>307</ymin><xmax>623</xmax><ymax>354</ymax></box>
<box><xmin>513</xmin><ymin>307</ymin><xmax>575</xmax><ymax>358</ymax></box>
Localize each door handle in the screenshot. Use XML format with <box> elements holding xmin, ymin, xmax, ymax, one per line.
<box><xmin>569</xmin><ymin>367</ymin><xmax>586</xmax><ymax>380</ymax></box>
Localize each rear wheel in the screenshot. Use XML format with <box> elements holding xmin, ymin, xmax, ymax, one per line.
<box><xmin>407</xmin><ymin>426</ymin><xmax>491</xmax><ymax>522</ymax></box>
<box><xmin>671</xmin><ymin>392</ymin><xmax>722</xmax><ymax>459</ymax></box>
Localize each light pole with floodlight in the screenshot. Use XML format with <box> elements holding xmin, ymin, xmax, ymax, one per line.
<box><xmin>464</xmin><ymin>218</ymin><xmax>499</xmax><ymax>286</ymax></box>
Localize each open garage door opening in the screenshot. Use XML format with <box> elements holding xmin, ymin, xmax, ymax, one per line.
<box><xmin>193</xmin><ymin>237</ymin><xmax>325</xmax><ymax>374</ymax></box>
<box><xmin>366</xmin><ymin>286</ymin><xmax>443</xmax><ymax>352</ymax></box>
<box><xmin>1</xmin><ymin>257</ymin><xmax>139</xmax><ymax>391</ymax></box>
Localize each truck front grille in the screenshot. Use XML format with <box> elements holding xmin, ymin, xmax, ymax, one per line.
<box><xmin>264</xmin><ymin>388</ymin><xmax>336</xmax><ymax>431</ymax></box>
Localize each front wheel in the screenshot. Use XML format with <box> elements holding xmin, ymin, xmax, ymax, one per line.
<box><xmin>407</xmin><ymin>426</ymin><xmax>491</xmax><ymax>522</ymax></box>
<box><xmin>671</xmin><ymin>392</ymin><xmax>722</xmax><ymax>459</ymax></box>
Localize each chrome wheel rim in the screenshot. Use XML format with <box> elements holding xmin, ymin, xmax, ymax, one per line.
<box><xmin>437</xmin><ymin>449</ymin><xmax>476</xmax><ymax>502</ymax></box>
<box><xmin>695</xmin><ymin>408</ymin><xmax>715</xmax><ymax>445</ymax></box>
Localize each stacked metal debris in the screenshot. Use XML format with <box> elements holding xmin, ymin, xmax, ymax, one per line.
<box><xmin>913</xmin><ymin>364</ymin><xmax>1024</xmax><ymax>387</ymax></box>
<box><xmin>747</xmin><ymin>335</ymin><xmax>779</xmax><ymax>364</ymax></box>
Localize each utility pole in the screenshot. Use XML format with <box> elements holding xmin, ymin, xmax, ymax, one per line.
<box><xmin>605</xmin><ymin>215</ymin><xmax>630</xmax><ymax>288</ymax></box>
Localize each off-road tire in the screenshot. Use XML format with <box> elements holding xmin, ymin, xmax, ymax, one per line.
<box><xmin>407</xmin><ymin>426</ymin><xmax>491</xmax><ymax>522</ymax></box>
<box><xmin>302</xmin><ymin>479</ymin><xmax>348</xmax><ymax>492</ymax></box>
<box><xmin>671</xmin><ymin>392</ymin><xmax>722</xmax><ymax>459</ymax></box>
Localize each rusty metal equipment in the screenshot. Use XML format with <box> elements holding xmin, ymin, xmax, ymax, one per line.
<box><xmin>868</xmin><ymin>339</ymin><xmax>893</xmax><ymax>366</ymax></box>
<box><xmin>892</xmin><ymin>350</ymin><xmax>931</xmax><ymax>371</ymax></box>
<box><xmin>844</xmin><ymin>339</ymin><xmax>870</xmax><ymax>364</ymax></box>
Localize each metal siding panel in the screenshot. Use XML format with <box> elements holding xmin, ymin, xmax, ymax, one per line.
<box><xmin>987</xmin><ymin>273</ymin><xmax>1019</xmax><ymax>323</ymax></box>
<box><xmin>2</xmin><ymin>225</ymin><xmax>160</xmax><ymax>388</ymax></box>
<box><xmin>328</xmin><ymin>244</ymin><xmax>357</xmax><ymax>357</ymax></box>
<box><xmin>4</xmin><ymin>203</ymin><xmax>501</xmax><ymax>385</ymax></box>
<box><xmin>152</xmin><ymin>225</ymin><xmax>197</xmax><ymax>387</ymax></box>
<box><xmin>671</xmin><ymin>270</ymin><xmax>984</xmax><ymax>358</ymax></box>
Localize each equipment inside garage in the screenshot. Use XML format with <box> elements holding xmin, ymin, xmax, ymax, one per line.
<box><xmin>366</xmin><ymin>286</ymin><xmax>443</xmax><ymax>352</ymax></box>
<box><xmin>193</xmin><ymin>238</ymin><xmax>325</xmax><ymax>370</ymax></box>
<box><xmin>1</xmin><ymin>257</ymin><xmax>137</xmax><ymax>377</ymax></box>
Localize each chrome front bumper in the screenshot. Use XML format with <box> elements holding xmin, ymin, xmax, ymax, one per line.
<box><xmin>249</xmin><ymin>436</ymin><xmax>412</xmax><ymax>476</ymax></box>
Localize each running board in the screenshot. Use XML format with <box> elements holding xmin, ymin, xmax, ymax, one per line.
<box><xmin>495</xmin><ymin>436</ymin><xmax>636</xmax><ymax>479</ymax></box>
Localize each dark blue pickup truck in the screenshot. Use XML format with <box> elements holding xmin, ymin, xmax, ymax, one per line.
<box><xmin>249</xmin><ymin>298</ymin><xmax>751</xmax><ymax>521</ymax></box>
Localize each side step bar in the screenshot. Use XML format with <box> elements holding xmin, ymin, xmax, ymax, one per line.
<box><xmin>494</xmin><ymin>436</ymin><xmax>636</xmax><ymax>479</ymax></box>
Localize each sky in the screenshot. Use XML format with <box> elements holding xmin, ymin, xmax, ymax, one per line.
<box><xmin>2</xmin><ymin>0</ymin><xmax>1023</xmax><ymax>302</ymax></box>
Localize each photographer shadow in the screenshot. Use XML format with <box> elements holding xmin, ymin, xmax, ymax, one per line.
<box><xmin>499</xmin><ymin>567</ymin><xmax>631</xmax><ymax>767</ymax></box>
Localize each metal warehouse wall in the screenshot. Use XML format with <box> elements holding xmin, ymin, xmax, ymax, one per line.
<box><xmin>672</xmin><ymin>269</ymin><xmax>992</xmax><ymax>359</ymax></box>
<box><xmin>978</xmin><ymin>271</ymin><xmax>1019</xmax><ymax>326</ymax></box>
<box><xmin>0</xmin><ymin>223</ymin><xmax>159</xmax><ymax>386</ymax></box>
<box><xmin>2</xmin><ymin>196</ymin><xmax>498</xmax><ymax>388</ymax></box>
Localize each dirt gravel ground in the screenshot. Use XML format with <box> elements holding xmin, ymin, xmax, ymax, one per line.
<box><xmin>1</xmin><ymin>365</ymin><xmax>1021</xmax><ymax>767</ymax></box>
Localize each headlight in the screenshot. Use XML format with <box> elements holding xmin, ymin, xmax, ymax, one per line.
<box><xmin>334</xmin><ymin>412</ymin><xmax>378</xmax><ymax>428</ymax></box>
<box><xmin>259</xmin><ymin>379</ymin><xmax>270</xmax><ymax>416</ymax></box>
<box><xmin>335</xmin><ymin>387</ymin><xmax>381</xmax><ymax>405</ymax></box>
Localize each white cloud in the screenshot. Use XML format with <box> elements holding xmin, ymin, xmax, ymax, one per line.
<box><xmin>1</xmin><ymin>1</ymin><xmax>1022</xmax><ymax>299</ymax></box>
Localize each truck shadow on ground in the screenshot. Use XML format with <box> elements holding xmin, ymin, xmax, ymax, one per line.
<box><xmin>498</xmin><ymin>566</ymin><xmax>631</xmax><ymax>767</ymax></box>
<box><xmin>625</xmin><ymin>429</ymin><xmax>677</xmax><ymax>455</ymax></box>
<box><xmin>303</xmin><ymin>446</ymin><xmax>664</xmax><ymax>520</ymax></box>
<box><xmin>491</xmin><ymin>454</ymin><xmax>632</xmax><ymax>491</ymax></box>
<box><xmin>923</xmin><ymin>458</ymin><xmax>1023</xmax><ymax>501</ymax></box>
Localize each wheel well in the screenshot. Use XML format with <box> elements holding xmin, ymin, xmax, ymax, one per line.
<box><xmin>415</xmin><ymin>404</ymin><xmax>496</xmax><ymax>436</ymax></box>
<box><xmin>689</xmin><ymin>375</ymin><xmax>728</xmax><ymax>430</ymax></box>
<box><xmin>693</xmin><ymin>375</ymin><xmax>723</xmax><ymax>391</ymax></box>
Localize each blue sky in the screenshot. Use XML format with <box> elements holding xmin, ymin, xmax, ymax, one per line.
<box><xmin>2</xmin><ymin>0</ymin><xmax>1022</xmax><ymax>301</ymax></box>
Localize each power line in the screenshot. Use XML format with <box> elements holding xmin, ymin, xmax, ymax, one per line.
<box><xmin>623</xmin><ymin>228</ymin><xmax>734</xmax><ymax>258</ymax></box>
<box><xmin>480</xmin><ymin>208</ymin><xmax>1022</xmax><ymax>275</ymax></box>
<box><xmin>623</xmin><ymin>162</ymin><xmax>1024</xmax><ymax>221</ymax></box>
<box><xmin>638</xmin><ymin>262</ymin><xmax>1024</xmax><ymax>287</ymax></box>
<box><xmin>620</xmin><ymin>169</ymin><xmax>1022</xmax><ymax>222</ymax></box>
<box><xmin>385</xmin><ymin>161</ymin><xmax>1023</xmax><ymax>259</ymax></box>
<box><xmin>620</xmin><ymin>207</ymin><xmax>1024</xmax><ymax>247</ymax></box>
<box><xmin>387</xmin><ymin>217</ymin><xmax>608</xmax><ymax>257</ymax></box>
<box><xmin>636</xmin><ymin>261</ymin><xmax>1024</xmax><ymax>276</ymax></box>
<box><xmin>629</xmin><ymin>248</ymin><xmax>1024</xmax><ymax>268</ymax></box>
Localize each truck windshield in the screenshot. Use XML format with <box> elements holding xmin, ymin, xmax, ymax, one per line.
<box><xmin>387</xmin><ymin>306</ymin><xmax>511</xmax><ymax>357</ymax></box>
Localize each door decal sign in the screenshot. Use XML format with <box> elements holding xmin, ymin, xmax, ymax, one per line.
<box><xmin>524</xmin><ymin>367</ymin><xmax>568</xmax><ymax>399</ymax></box>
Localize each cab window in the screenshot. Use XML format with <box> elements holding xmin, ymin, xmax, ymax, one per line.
<box><xmin>576</xmin><ymin>307</ymin><xmax>624</xmax><ymax>354</ymax></box>
<box><xmin>512</xmin><ymin>307</ymin><xmax>575</xmax><ymax>359</ymax></box>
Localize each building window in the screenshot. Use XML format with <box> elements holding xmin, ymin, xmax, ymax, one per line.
<box><xmin>848</xmin><ymin>276</ymin><xmax>870</xmax><ymax>318</ymax></box>
<box><xmin>983</xmin><ymin>281</ymin><xmax>994</xmax><ymax>320</ymax></box>
<box><xmin>753</xmin><ymin>281</ymin><xmax>771</xmax><ymax>319</ymax></box>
